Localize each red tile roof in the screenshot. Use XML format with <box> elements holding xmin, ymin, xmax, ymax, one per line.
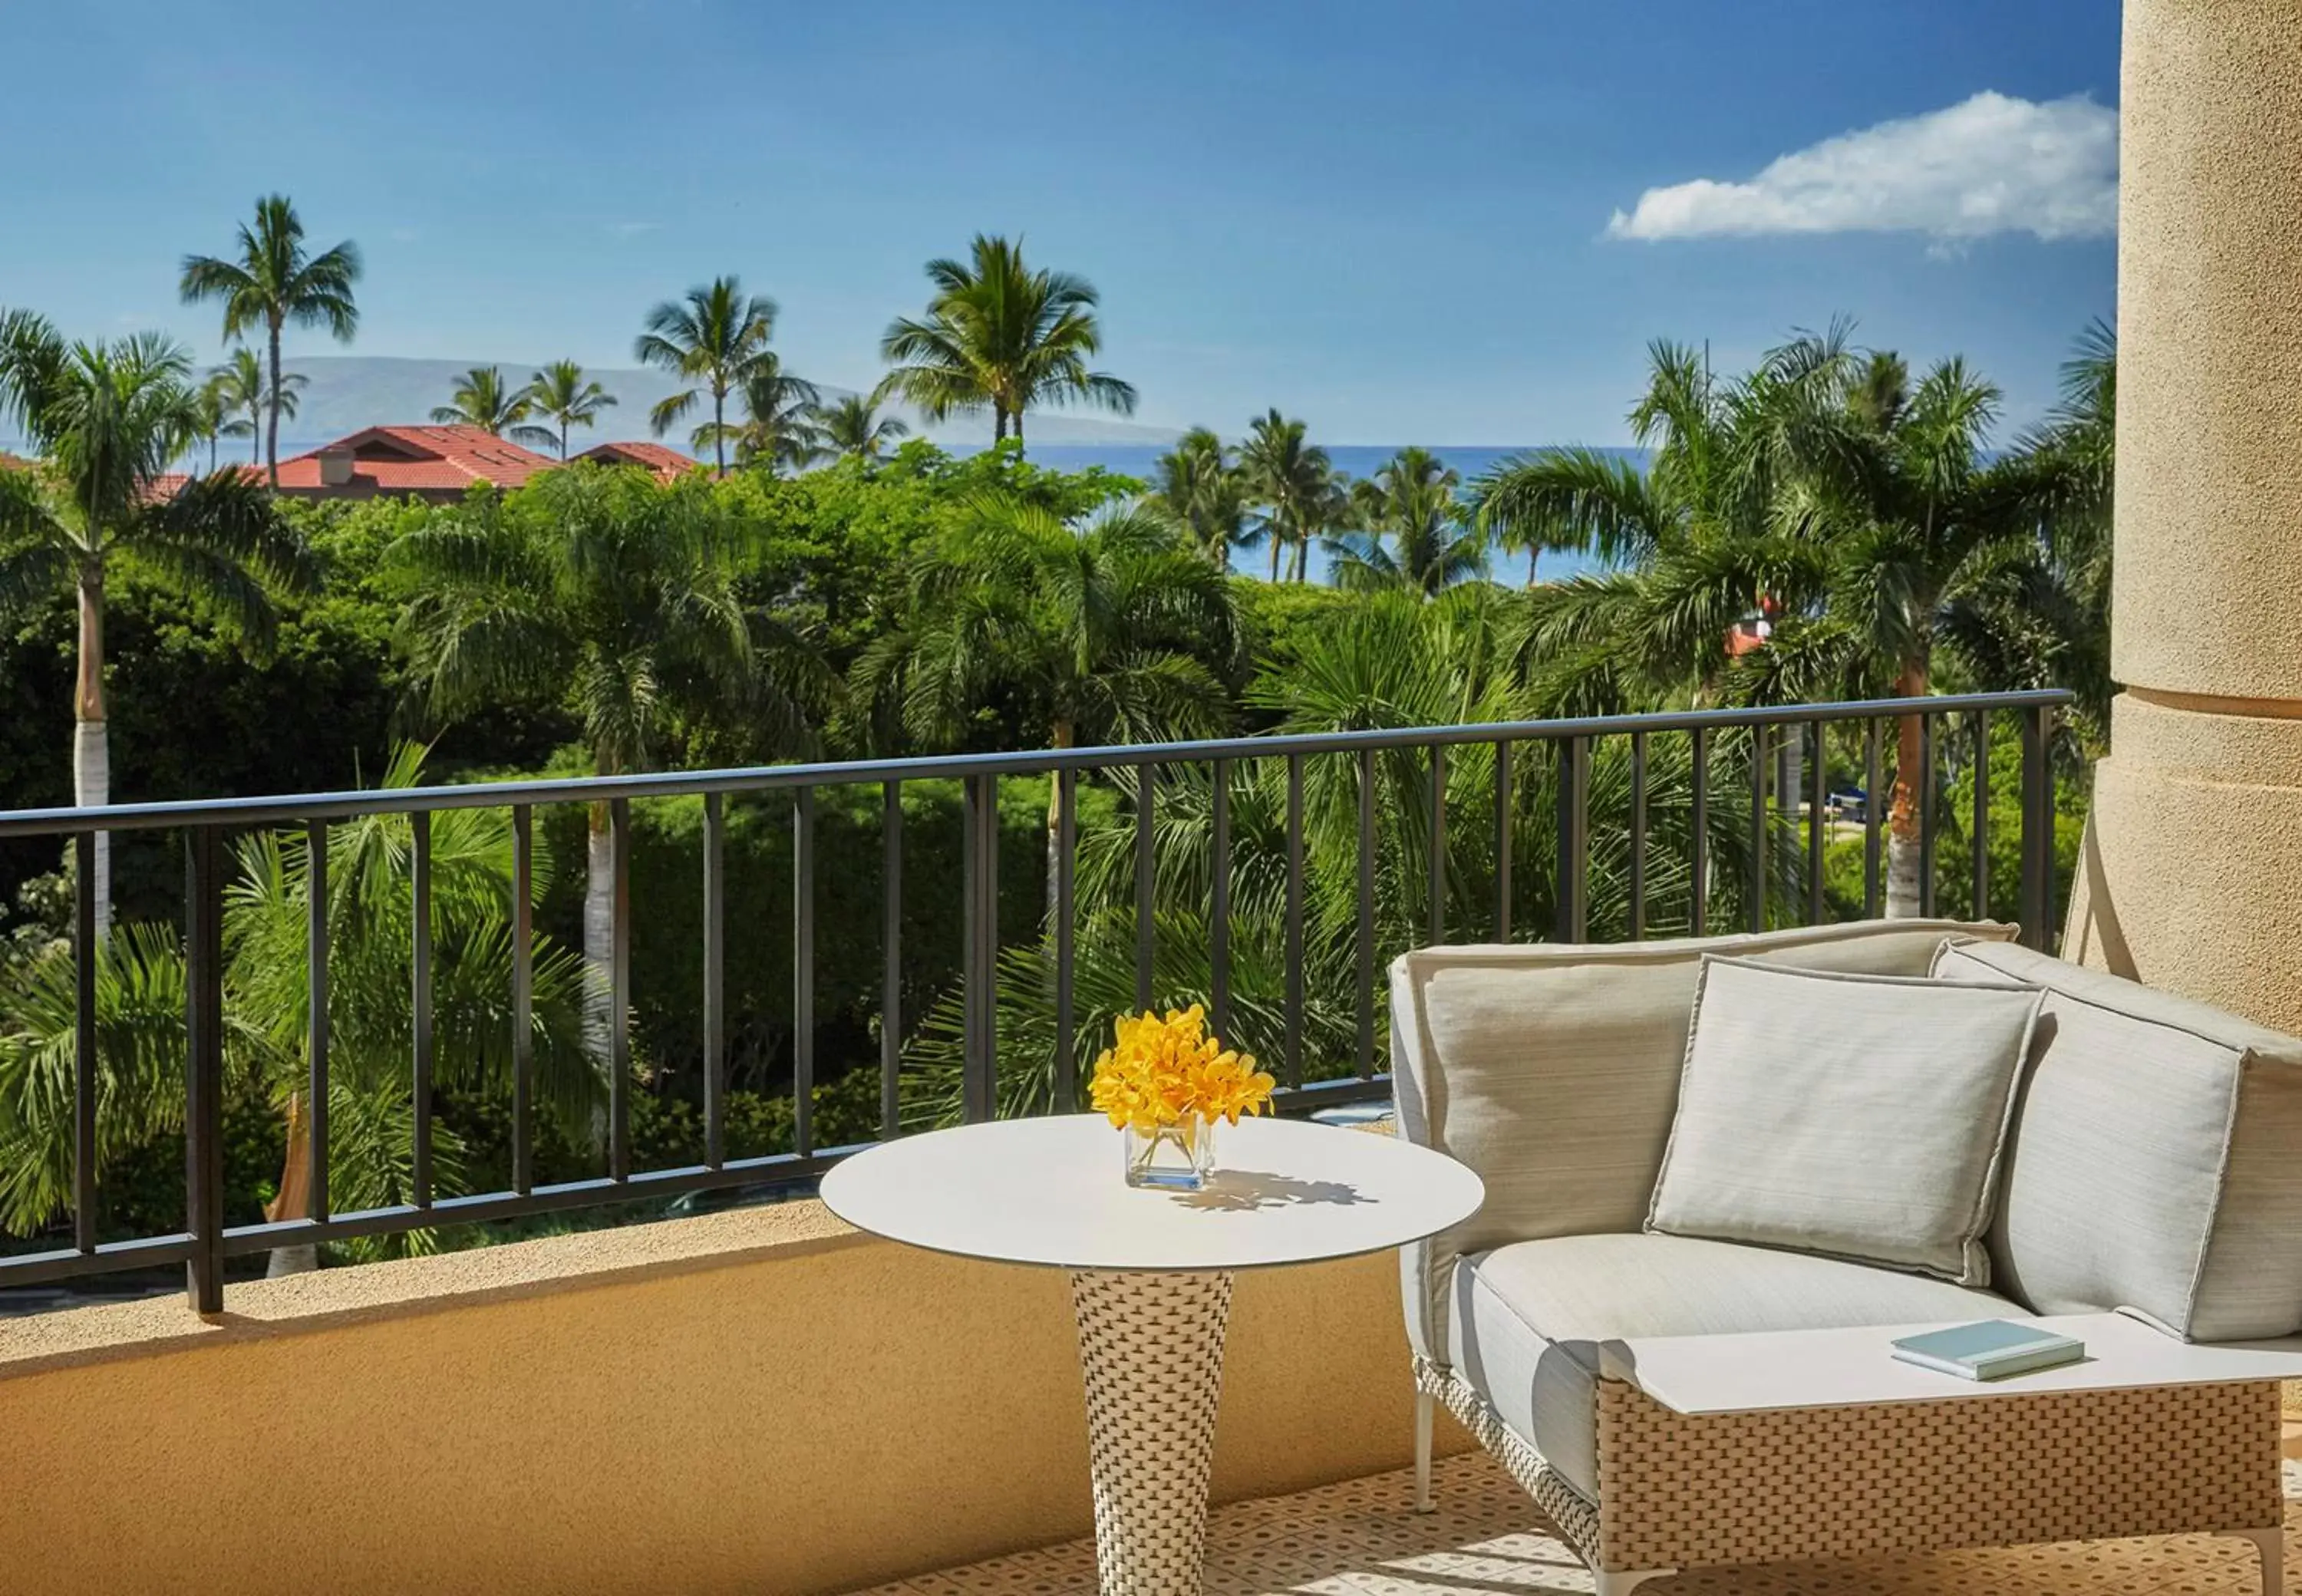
<box><xmin>574</xmin><ymin>440</ymin><xmax>698</xmax><ymax>481</ymax></box>
<box><xmin>272</xmin><ymin>425</ymin><xmax>560</xmax><ymax>498</ymax></box>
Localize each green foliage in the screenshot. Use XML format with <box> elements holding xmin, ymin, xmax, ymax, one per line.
<box><xmin>0</xmin><ymin>318</ymin><xmax>2119</xmax><ymax>1263</ymax></box>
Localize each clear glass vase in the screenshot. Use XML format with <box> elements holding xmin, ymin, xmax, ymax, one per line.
<box><xmin>1123</xmin><ymin>1118</ymin><xmax>1216</xmax><ymax>1190</ymax></box>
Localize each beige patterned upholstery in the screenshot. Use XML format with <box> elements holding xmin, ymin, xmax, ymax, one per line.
<box><xmin>1388</xmin><ymin>920</ymin><xmax>2019</xmax><ymax>1364</ymax></box>
<box><xmin>1936</xmin><ymin>938</ymin><xmax>2302</xmax><ymax>1340</ymax></box>
<box><xmin>1445</xmin><ymin>1232</ymin><xmax>2016</xmax><ymax>1499</ymax></box>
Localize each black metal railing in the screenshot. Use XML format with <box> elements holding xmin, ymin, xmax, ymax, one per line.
<box><xmin>0</xmin><ymin>689</ymin><xmax>2069</xmax><ymax>1309</ymax></box>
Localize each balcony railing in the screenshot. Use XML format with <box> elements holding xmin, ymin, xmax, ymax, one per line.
<box><xmin>0</xmin><ymin>689</ymin><xmax>2069</xmax><ymax>1309</ymax></box>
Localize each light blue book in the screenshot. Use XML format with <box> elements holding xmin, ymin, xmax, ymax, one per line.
<box><xmin>1891</xmin><ymin>1320</ymin><xmax>2086</xmax><ymax>1381</ymax></box>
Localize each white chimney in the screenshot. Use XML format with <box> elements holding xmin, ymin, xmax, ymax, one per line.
<box><xmin>318</xmin><ymin>446</ymin><xmax>355</xmax><ymax>488</ymax></box>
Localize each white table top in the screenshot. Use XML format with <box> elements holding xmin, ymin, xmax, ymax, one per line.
<box><xmin>1606</xmin><ymin>1311</ymin><xmax>2302</xmax><ymax>1416</ymax></box>
<box><xmin>818</xmin><ymin>1113</ymin><xmax>1485</xmax><ymax>1273</ymax></box>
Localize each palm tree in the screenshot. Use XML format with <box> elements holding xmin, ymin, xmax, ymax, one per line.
<box><xmin>211</xmin><ymin>347</ymin><xmax>306</xmax><ymax>467</ymax></box>
<box><xmin>187</xmin><ymin>378</ymin><xmax>227</xmax><ymax>475</ymax></box>
<box><xmin>847</xmin><ymin>492</ymin><xmax>1238</xmax><ymax>912</ymax></box>
<box><xmin>430</xmin><ymin>366</ymin><xmax>554</xmax><ymax>449</ymax></box>
<box><xmin>810</xmin><ymin>394</ymin><xmax>909</xmax><ymax>463</ymax></box>
<box><xmin>634</xmin><ymin>276</ymin><xmax>777</xmax><ymax>474</ymax></box>
<box><xmin>1980</xmin><ymin>321</ymin><xmax>2116</xmax><ymax>737</ymax></box>
<box><xmin>178</xmin><ymin>194</ymin><xmax>361</xmax><ymax>486</ymax></box>
<box><xmin>1151</xmin><ymin>427</ymin><xmax>1248</xmax><ymax>566</ymax></box>
<box><xmin>1331</xmin><ymin>447</ymin><xmax>1486</xmax><ymax>595</ymax></box>
<box><xmin>525</xmin><ymin>360</ymin><xmax>618</xmax><ymax>460</ymax></box>
<box><xmin>724</xmin><ymin>354</ymin><xmax>824</xmax><ymax>475</ymax></box>
<box><xmin>876</xmin><ymin>234</ymin><xmax>1136</xmax><ymax>447</ymax></box>
<box><xmin>0</xmin><ymin>744</ymin><xmax>589</xmax><ymax>1269</ymax></box>
<box><xmin>1238</xmin><ymin>410</ymin><xmax>1345</xmax><ymax>582</ymax></box>
<box><xmin>1776</xmin><ymin>351</ymin><xmax>2020</xmax><ymax>916</ymax></box>
<box><xmin>394</xmin><ymin>466</ymin><xmax>828</xmax><ymax>1037</ymax></box>
<box><xmin>1482</xmin><ymin>326</ymin><xmax>2037</xmax><ymax>917</ymax></box>
<box><xmin>0</xmin><ymin>312</ymin><xmax>315</xmax><ymax>929</ymax></box>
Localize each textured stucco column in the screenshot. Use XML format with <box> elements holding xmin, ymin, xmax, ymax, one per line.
<box><xmin>2063</xmin><ymin>0</ymin><xmax>2302</xmax><ymax>1027</ymax></box>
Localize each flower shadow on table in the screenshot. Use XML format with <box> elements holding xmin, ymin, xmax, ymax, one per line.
<box><xmin>1169</xmin><ymin>1169</ymin><xmax>1374</xmax><ymax>1213</ymax></box>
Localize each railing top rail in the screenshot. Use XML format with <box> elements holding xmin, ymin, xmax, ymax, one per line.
<box><xmin>0</xmin><ymin>688</ymin><xmax>2071</xmax><ymax>839</ymax></box>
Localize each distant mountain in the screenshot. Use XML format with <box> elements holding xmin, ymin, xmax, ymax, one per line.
<box><xmin>256</xmin><ymin>355</ymin><xmax>1188</xmax><ymax>453</ymax></box>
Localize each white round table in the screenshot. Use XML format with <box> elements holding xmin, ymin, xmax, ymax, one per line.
<box><xmin>820</xmin><ymin>1113</ymin><xmax>1485</xmax><ymax>1596</ymax></box>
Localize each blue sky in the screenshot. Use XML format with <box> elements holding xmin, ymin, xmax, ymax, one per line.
<box><xmin>0</xmin><ymin>0</ymin><xmax>2119</xmax><ymax>445</ymax></box>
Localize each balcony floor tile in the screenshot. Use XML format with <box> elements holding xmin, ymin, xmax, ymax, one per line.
<box><xmin>853</xmin><ymin>1453</ymin><xmax>2302</xmax><ymax>1596</ymax></box>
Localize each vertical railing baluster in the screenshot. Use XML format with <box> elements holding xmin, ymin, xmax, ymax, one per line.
<box><xmin>1284</xmin><ymin>756</ymin><xmax>1304</xmax><ymax>1091</ymax></box>
<box><xmin>307</xmin><ymin>819</ymin><xmax>330</xmax><ymax>1223</ymax></box>
<box><xmin>184</xmin><ymin>826</ymin><xmax>225</xmax><ymax>1314</ymax></box>
<box><xmin>882</xmin><ymin>782</ymin><xmax>904</xmax><ymax>1136</ymax></box>
<box><xmin>793</xmin><ymin>786</ymin><xmax>816</xmax><ymax>1157</ymax></box>
<box><xmin>1864</xmin><ymin>720</ymin><xmax>1883</xmax><ymax>918</ymax></box>
<box><xmin>72</xmin><ymin>831</ymin><xmax>97</xmax><ymax>1255</ymax></box>
<box><xmin>1971</xmin><ymin>710</ymin><xmax>1990</xmax><ymax>918</ymax></box>
<box><xmin>1427</xmin><ymin>745</ymin><xmax>1446</xmax><ymax>946</ymax></box>
<box><xmin>1554</xmin><ymin>737</ymin><xmax>1588</xmax><ymax>941</ymax></box>
<box><xmin>511</xmin><ymin>805</ymin><xmax>533</xmax><ymax>1196</ymax></box>
<box><xmin>1747</xmin><ymin>725</ymin><xmax>1768</xmax><ymax>933</ymax></box>
<box><xmin>608</xmin><ymin>798</ymin><xmax>631</xmax><ymax>1182</ymax></box>
<box><xmin>1628</xmin><ymin>732</ymin><xmax>1647</xmax><ymax>941</ymax></box>
<box><xmin>411</xmin><ymin>809</ymin><xmax>434</xmax><ymax>1208</ymax></box>
<box><xmin>2020</xmin><ymin>704</ymin><xmax>2053</xmax><ymax>951</ymax></box>
<box><xmin>1356</xmin><ymin>747</ymin><xmax>1376</xmax><ymax>1078</ymax></box>
<box><xmin>1054</xmin><ymin>769</ymin><xmax>1077</xmax><ymax>1114</ymax></box>
<box><xmin>1492</xmin><ymin>742</ymin><xmax>1513</xmax><ymax>941</ymax></box>
<box><xmin>961</xmin><ymin>773</ymin><xmax>998</xmax><ymax>1122</ymax></box>
<box><xmin>702</xmin><ymin>793</ymin><xmax>726</xmax><ymax>1169</ymax></box>
<box><xmin>1807</xmin><ymin>721</ymin><xmax>1826</xmax><ymax>926</ymax></box>
<box><xmin>1134</xmin><ymin>764</ymin><xmax>1155</xmax><ymax>1012</ymax></box>
<box><xmin>1690</xmin><ymin>727</ymin><xmax>1709</xmax><ymax>935</ymax></box>
<box><xmin>1210</xmin><ymin>760</ymin><xmax>1232</xmax><ymax>1038</ymax></box>
<box><xmin>1919</xmin><ymin>713</ymin><xmax>1938</xmax><ymax>918</ymax></box>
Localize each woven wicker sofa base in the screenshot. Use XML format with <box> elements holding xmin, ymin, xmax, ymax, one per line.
<box><xmin>1416</xmin><ymin>1356</ymin><xmax>2282</xmax><ymax>1575</ymax></box>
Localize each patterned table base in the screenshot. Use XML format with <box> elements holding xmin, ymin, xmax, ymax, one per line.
<box><xmin>1070</xmin><ymin>1269</ymin><xmax>1235</xmax><ymax>1596</ymax></box>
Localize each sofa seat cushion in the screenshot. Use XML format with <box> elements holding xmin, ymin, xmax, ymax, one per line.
<box><xmin>1936</xmin><ymin>938</ymin><xmax>2302</xmax><ymax>1340</ymax></box>
<box><xmin>1445</xmin><ymin>1232</ymin><xmax>2015</xmax><ymax>1500</ymax></box>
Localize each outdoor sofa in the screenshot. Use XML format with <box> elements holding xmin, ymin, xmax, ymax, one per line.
<box><xmin>1390</xmin><ymin>919</ymin><xmax>2302</xmax><ymax>1595</ymax></box>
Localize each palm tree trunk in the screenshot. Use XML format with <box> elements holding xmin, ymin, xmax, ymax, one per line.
<box><xmin>1268</xmin><ymin>534</ymin><xmax>1281</xmax><ymax>583</ymax></box>
<box><xmin>264</xmin><ymin>1090</ymin><xmax>319</xmax><ymax>1276</ymax></box>
<box><xmin>265</xmin><ymin>318</ymin><xmax>283</xmax><ymax>488</ymax></box>
<box><xmin>584</xmin><ymin>803</ymin><xmax>615</xmax><ymax>1062</ymax></box>
<box><xmin>1013</xmin><ymin>407</ymin><xmax>1024</xmax><ymax>452</ymax></box>
<box><xmin>1885</xmin><ymin>658</ymin><xmax>1928</xmax><ymax>918</ymax></box>
<box><xmin>1525</xmin><ymin>546</ymin><xmax>1538</xmax><ymax>589</ymax></box>
<box><xmin>561</xmin><ymin>419</ymin><xmax>569</xmax><ymax>460</ymax></box>
<box><xmin>712</xmin><ymin>387</ymin><xmax>727</xmax><ymax>476</ymax></box>
<box><xmin>74</xmin><ymin>568</ymin><xmax>110</xmax><ymax>935</ymax></box>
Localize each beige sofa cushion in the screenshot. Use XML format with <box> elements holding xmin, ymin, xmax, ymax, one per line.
<box><xmin>1390</xmin><ymin>919</ymin><xmax>2019</xmax><ymax>1364</ymax></box>
<box><xmin>1935</xmin><ymin>938</ymin><xmax>2302</xmax><ymax>1340</ymax></box>
<box><xmin>1447</xmin><ymin>1232</ymin><xmax>2014</xmax><ymax>1499</ymax></box>
<box><xmin>1646</xmin><ymin>957</ymin><xmax>2042</xmax><ymax>1284</ymax></box>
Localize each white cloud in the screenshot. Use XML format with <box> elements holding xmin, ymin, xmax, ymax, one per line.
<box><xmin>1605</xmin><ymin>91</ymin><xmax>2117</xmax><ymax>246</ymax></box>
<box><xmin>607</xmin><ymin>220</ymin><xmax>661</xmax><ymax>239</ymax></box>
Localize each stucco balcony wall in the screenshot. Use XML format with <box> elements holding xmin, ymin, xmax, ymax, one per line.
<box><xmin>0</xmin><ymin>1203</ymin><xmax>1461</xmax><ymax>1596</ymax></box>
